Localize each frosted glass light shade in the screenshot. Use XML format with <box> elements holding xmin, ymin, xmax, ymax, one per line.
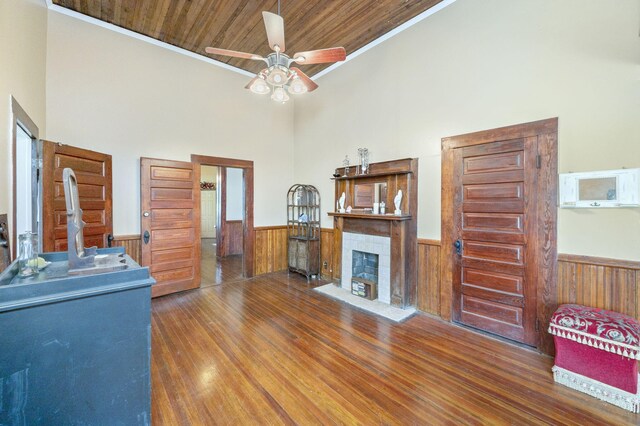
<box><xmin>288</xmin><ymin>77</ymin><xmax>307</xmax><ymax>94</ymax></box>
<box><xmin>266</xmin><ymin>67</ymin><xmax>288</xmax><ymax>86</ymax></box>
<box><xmin>271</xmin><ymin>87</ymin><xmax>289</xmax><ymax>103</ymax></box>
<box><xmin>250</xmin><ymin>78</ymin><xmax>270</xmax><ymax>94</ymax></box>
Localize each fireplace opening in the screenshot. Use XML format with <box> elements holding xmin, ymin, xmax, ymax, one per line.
<box><xmin>351</xmin><ymin>250</ymin><xmax>379</xmax><ymax>300</ymax></box>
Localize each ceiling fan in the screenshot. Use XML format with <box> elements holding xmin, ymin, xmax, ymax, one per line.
<box><xmin>205</xmin><ymin>5</ymin><xmax>346</xmax><ymax>103</ymax></box>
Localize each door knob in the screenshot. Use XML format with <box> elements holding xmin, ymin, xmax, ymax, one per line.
<box><xmin>143</xmin><ymin>231</ymin><xmax>150</xmax><ymax>244</ymax></box>
<box><xmin>454</xmin><ymin>240</ymin><xmax>462</xmax><ymax>255</ymax></box>
<box><xmin>107</xmin><ymin>234</ymin><xmax>114</xmax><ymax>248</ymax></box>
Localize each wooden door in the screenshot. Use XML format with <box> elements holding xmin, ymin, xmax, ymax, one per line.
<box><xmin>42</xmin><ymin>141</ymin><xmax>113</xmax><ymax>252</ymax></box>
<box><xmin>141</xmin><ymin>158</ymin><xmax>201</xmax><ymax>298</ymax></box>
<box><xmin>442</xmin><ymin>119</ymin><xmax>558</xmax><ymax>352</ymax></box>
<box><xmin>452</xmin><ymin>138</ymin><xmax>539</xmax><ymax>345</ymax></box>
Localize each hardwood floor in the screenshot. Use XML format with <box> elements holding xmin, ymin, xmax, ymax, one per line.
<box><xmin>200</xmin><ymin>238</ymin><xmax>243</xmax><ymax>287</ymax></box>
<box><xmin>151</xmin><ymin>272</ymin><xmax>638</xmax><ymax>425</ymax></box>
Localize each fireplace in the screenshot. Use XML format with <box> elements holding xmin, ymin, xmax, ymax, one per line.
<box><xmin>341</xmin><ymin>232</ymin><xmax>391</xmax><ymax>304</ymax></box>
<box><xmin>328</xmin><ymin>158</ymin><xmax>418</xmax><ymax>308</ymax></box>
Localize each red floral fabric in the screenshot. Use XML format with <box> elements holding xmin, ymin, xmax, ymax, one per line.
<box><xmin>549</xmin><ymin>304</ymin><xmax>640</xmax><ymax>360</ymax></box>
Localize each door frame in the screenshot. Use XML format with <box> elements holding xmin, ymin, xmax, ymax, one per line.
<box><xmin>191</xmin><ymin>154</ymin><xmax>255</xmax><ymax>278</ymax></box>
<box><xmin>440</xmin><ymin>118</ymin><xmax>558</xmax><ymax>353</ymax></box>
<box><xmin>11</xmin><ymin>96</ymin><xmax>40</xmax><ymax>259</ymax></box>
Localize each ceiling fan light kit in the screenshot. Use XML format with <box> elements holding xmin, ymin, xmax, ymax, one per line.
<box><xmin>205</xmin><ymin>4</ymin><xmax>346</xmax><ymax>104</ymax></box>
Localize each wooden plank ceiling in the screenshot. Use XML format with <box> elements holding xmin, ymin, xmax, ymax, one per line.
<box><xmin>53</xmin><ymin>0</ymin><xmax>445</xmax><ymax>77</ymax></box>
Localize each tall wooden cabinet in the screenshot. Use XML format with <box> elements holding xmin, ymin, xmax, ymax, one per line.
<box><xmin>287</xmin><ymin>184</ymin><xmax>321</xmax><ymax>279</ymax></box>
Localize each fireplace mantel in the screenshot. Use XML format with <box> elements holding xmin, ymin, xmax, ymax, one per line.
<box><xmin>330</xmin><ymin>158</ymin><xmax>418</xmax><ymax>308</ymax></box>
<box><xmin>328</xmin><ymin>212</ymin><xmax>411</xmax><ymax>221</ymax></box>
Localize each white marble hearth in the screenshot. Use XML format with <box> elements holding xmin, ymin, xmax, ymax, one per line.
<box><xmin>314</xmin><ymin>284</ymin><xmax>416</xmax><ymax>322</ymax></box>
<box><xmin>341</xmin><ymin>232</ymin><xmax>391</xmax><ymax>304</ymax></box>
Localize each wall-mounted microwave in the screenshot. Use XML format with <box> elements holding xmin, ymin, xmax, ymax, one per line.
<box><xmin>559</xmin><ymin>168</ymin><xmax>640</xmax><ymax>208</ymax></box>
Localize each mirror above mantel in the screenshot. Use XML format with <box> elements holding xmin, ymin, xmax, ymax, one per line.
<box><xmin>353</xmin><ymin>182</ymin><xmax>387</xmax><ymax>209</ymax></box>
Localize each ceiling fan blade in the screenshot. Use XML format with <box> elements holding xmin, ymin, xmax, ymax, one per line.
<box><xmin>262</xmin><ymin>11</ymin><xmax>285</xmax><ymax>52</ymax></box>
<box><xmin>290</xmin><ymin>67</ymin><xmax>318</xmax><ymax>92</ymax></box>
<box><xmin>205</xmin><ymin>47</ymin><xmax>264</xmax><ymax>61</ymax></box>
<box><xmin>293</xmin><ymin>47</ymin><xmax>346</xmax><ymax>65</ymax></box>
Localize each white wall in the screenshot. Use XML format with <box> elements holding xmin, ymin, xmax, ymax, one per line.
<box><xmin>294</xmin><ymin>0</ymin><xmax>640</xmax><ymax>261</ymax></box>
<box><xmin>226</xmin><ymin>167</ymin><xmax>244</xmax><ymax>221</ymax></box>
<box><xmin>45</xmin><ymin>11</ymin><xmax>294</xmax><ymax>234</ymax></box>
<box><xmin>0</xmin><ymin>0</ymin><xmax>47</xmax><ymax>244</ymax></box>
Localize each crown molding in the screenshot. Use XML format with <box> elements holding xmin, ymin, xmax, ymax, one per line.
<box><xmin>313</xmin><ymin>0</ymin><xmax>457</xmax><ymax>80</ymax></box>
<box><xmin>45</xmin><ymin>0</ymin><xmax>254</xmax><ymax>78</ymax></box>
<box><xmin>45</xmin><ymin>0</ymin><xmax>457</xmax><ymax>81</ymax></box>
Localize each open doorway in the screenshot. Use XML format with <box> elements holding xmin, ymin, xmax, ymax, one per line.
<box><xmin>199</xmin><ymin>165</ymin><xmax>244</xmax><ymax>286</ymax></box>
<box><xmin>192</xmin><ymin>155</ymin><xmax>254</xmax><ymax>286</ymax></box>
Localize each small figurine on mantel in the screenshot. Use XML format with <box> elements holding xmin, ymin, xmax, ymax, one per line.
<box><xmin>394</xmin><ymin>190</ymin><xmax>403</xmax><ymax>215</ymax></box>
<box><xmin>338</xmin><ymin>192</ymin><xmax>346</xmax><ymax>213</ymax></box>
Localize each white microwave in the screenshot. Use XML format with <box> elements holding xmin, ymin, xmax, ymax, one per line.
<box><xmin>559</xmin><ymin>168</ymin><xmax>640</xmax><ymax>208</ymax></box>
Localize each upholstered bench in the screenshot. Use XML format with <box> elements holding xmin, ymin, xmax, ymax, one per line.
<box><xmin>549</xmin><ymin>304</ymin><xmax>640</xmax><ymax>412</ymax></box>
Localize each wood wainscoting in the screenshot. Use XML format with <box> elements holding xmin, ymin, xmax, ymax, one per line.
<box><xmin>557</xmin><ymin>254</ymin><xmax>640</xmax><ymax>317</ymax></box>
<box><xmin>417</xmin><ymin>239</ymin><xmax>441</xmax><ymax>316</ymax></box>
<box><xmin>112</xmin><ymin>234</ymin><xmax>142</xmax><ymax>265</ymax></box>
<box><xmin>222</xmin><ymin>220</ymin><xmax>244</xmax><ymax>256</ymax></box>
<box><xmin>254</xmin><ymin>226</ymin><xmax>288</xmax><ymax>275</ymax></box>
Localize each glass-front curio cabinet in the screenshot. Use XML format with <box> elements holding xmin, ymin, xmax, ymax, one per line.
<box><xmin>287</xmin><ymin>184</ymin><xmax>321</xmax><ymax>279</ymax></box>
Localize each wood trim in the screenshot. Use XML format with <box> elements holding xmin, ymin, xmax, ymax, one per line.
<box><xmin>418</xmin><ymin>238</ymin><xmax>441</xmax><ymax>246</ymax></box>
<box><xmin>558</xmin><ymin>254</ymin><xmax>640</xmax><ymax>270</ymax></box>
<box><xmin>328</xmin><ymin>212</ymin><xmax>411</xmax><ymax>221</ymax></box>
<box><xmin>442</xmin><ymin>118</ymin><xmax>558</xmax><ymax>150</ymax></box>
<box><xmin>535</xmin><ymin>130</ymin><xmax>559</xmax><ymax>354</ymax></box>
<box><xmin>112</xmin><ymin>234</ymin><xmax>140</xmax><ymax>241</ymax></box>
<box><xmin>334</xmin><ymin>158</ymin><xmax>416</xmax><ymax>178</ymax></box>
<box><xmin>191</xmin><ymin>154</ymin><xmax>254</xmax><ymax>278</ymax></box>
<box><xmin>226</xmin><ymin>220</ymin><xmax>243</xmax><ymax>224</ymax></box>
<box><xmin>217</xmin><ymin>166</ymin><xmax>226</xmax><ymax>257</ymax></box>
<box><xmin>440</xmin><ymin>146</ymin><xmax>455</xmax><ymax>322</ymax></box>
<box><xmin>255</xmin><ymin>225</ymin><xmax>287</xmax><ymax>231</ymax></box>
<box><xmin>191</xmin><ymin>154</ymin><xmax>253</xmax><ymax>169</ymax></box>
<box><xmin>10</xmin><ymin>96</ymin><xmax>39</xmax><ymax>259</ymax></box>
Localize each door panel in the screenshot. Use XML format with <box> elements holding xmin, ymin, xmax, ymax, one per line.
<box><xmin>463</xmin><ymin>268</ymin><xmax>523</xmax><ymax>295</ymax></box>
<box><xmin>42</xmin><ymin>141</ymin><xmax>113</xmax><ymax>253</ymax></box>
<box><xmin>453</xmin><ymin>138</ymin><xmax>538</xmax><ymax>345</ymax></box>
<box><xmin>463</xmin><ymin>213</ymin><xmax>523</xmax><ymax>233</ymax></box>
<box><xmin>463</xmin><ymin>151</ymin><xmax>523</xmax><ymax>174</ymax></box>
<box><xmin>141</xmin><ymin>158</ymin><xmax>201</xmax><ymax>298</ymax></box>
<box><xmin>464</xmin><ymin>241</ymin><xmax>523</xmax><ymax>264</ymax></box>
